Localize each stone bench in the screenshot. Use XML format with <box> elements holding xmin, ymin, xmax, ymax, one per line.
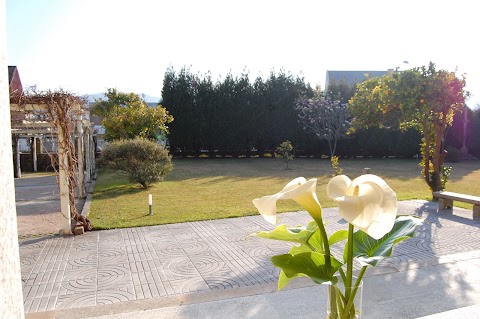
<box><xmin>433</xmin><ymin>191</ymin><xmax>480</xmax><ymax>218</ymax></box>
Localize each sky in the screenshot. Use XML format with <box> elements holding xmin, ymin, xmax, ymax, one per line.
<box><xmin>6</xmin><ymin>0</ymin><xmax>480</xmax><ymax>107</ymax></box>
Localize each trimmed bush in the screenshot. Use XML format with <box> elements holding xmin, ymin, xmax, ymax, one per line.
<box><xmin>445</xmin><ymin>146</ymin><xmax>461</xmax><ymax>163</ymax></box>
<box><xmin>100</xmin><ymin>137</ymin><xmax>173</xmax><ymax>188</ymax></box>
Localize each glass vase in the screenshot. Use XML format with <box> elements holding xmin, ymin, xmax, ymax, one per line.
<box><xmin>326</xmin><ymin>276</ymin><xmax>363</xmax><ymax>319</ymax></box>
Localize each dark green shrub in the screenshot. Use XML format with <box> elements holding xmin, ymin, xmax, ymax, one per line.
<box><xmin>100</xmin><ymin>137</ymin><xmax>173</xmax><ymax>188</ymax></box>
<box><xmin>445</xmin><ymin>146</ymin><xmax>461</xmax><ymax>163</ymax></box>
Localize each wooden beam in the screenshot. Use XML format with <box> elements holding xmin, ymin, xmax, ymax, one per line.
<box><xmin>10</xmin><ymin>103</ymin><xmax>48</xmax><ymax>111</ymax></box>
<box><xmin>12</xmin><ymin>121</ymin><xmax>52</xmax><ymax>128</ymax></box>
<box><xmin>11</xmin><ymin>128</ymin><xmax>56</xmax><ymax>134</ymax></box>
<box><xmin>10</xmin><ymin>102</ymin><xmax>83</xmax><ymax>112</ymax></box>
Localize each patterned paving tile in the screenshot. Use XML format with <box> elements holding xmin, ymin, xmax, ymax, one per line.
<box><xmin>61</xmin><ymin>267</ymin><xmax>97</xmax><ymax>293</ymax></box>
<box><xmin>203</xmin><ymin>274</ymin><xmax>247</xmax><ymax>290</ymax></box>
<box><xmin>98</xmin><ymin>249</ymin><xmax>128</xmax><ymax>266</ymax></box>
<box><xmin>223</xmin><ymin>258</ymin><xmax>277</xmax><ymax>286</ymax></box>
<box><xmin>134</xmin><ymin>282</ymin><xmax>169</xmax><ymax>299</ymax></box>
<box><xmin>23</xmin><ymin>282</ymin><xmax>62</xmax><ymax>301</ymax></box>
<box><xmin>97</xmin><ymin>266</ymin><xmax>133</xmax><ymax>290</ymax></box>
<box><xmin>66</xmin><ymin>251</ymin><xmax>98</xmax><ymax>270</ymax></box>
<box><xmin>23</xmin><ymin>295</ymin><xmax>58</xmax><ymax>313</ymax></box>
<box><xmin>96</xmin><ymin>288</ymin><xmax>137</xmax><ymax>304</ymax></box>
<box><xmin>144</xmin><ymin>229</ymin><xmax>174</xmax><ymax>242</ymax></box>
<box><xmin>190</xmin><ymin>253</ymin><xmax>228</xmax><ymax>274</ymax></box>
<box><xmin>24</xmin><ymin>270</ymin><xmax>65</xmax><ymax>286</ymax></box>
<box><xmin>55</xmin><ymin>291</ymin><xmax>96</xmax><ymax>310</ymax></box>
<box><xmin>18</xmin><ymin>201</ymin><xmax>480</xmax><ymax>313</ymax></box>
<box><xmin>163</xmin><ymin>259</ymin><xmax>200</xmax><ymax>280</ymax></box>
<box><xmin>129</xmin><ymin>259</ymin><xmax>162</xmax><ymax>273</ymax></box>
<box><xmin>98</xmin><ymin>238</ymin><xmax>123</xmax><ymax>250</ymax></box>
<box><xmin>31</xmin><ymin>253</ymin><xmax>69</xmax><ymax>273</ymax></box>
<box><xmin>168</xmin><ymin>277</ymin><xmax>211</xmax><ymax>295</ymax></box>
<box><xmin>71</xmin><ymin>241</ymin><xmax>98</xmax><ymax>251</ymax></box>
<box><xmin>131</xmin><ymin>269</ymin><xmax>163</xmax><ymax>286</ymax></box>
<box><xmin>152</xmin><ymin>241</ymin><xmax>186</xmax><ymax>258</ymax></box>
<box><xmin>125</xmin><ymin>242</ymin><xmax>156</xmax><ymax>254</ymax></box>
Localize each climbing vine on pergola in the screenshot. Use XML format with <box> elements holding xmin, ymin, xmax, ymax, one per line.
<box><xmin>11</xmin><ymin>88</ymin><xmax>87</xmax><ymax>230</ymax></box>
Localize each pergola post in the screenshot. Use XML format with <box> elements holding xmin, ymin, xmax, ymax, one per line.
<box><xmin>0</xmin><ymin>0</ymin><xmax>25</xmax><ymax>316</ymax></box>
<box><xmin>13</xmin><ymin>133</ymin><xmax>21</xmax><ymax>178</ymax></box>
<box><xmin>57</xmin><ymin>123</ymin><xmax>72</xmax><ymax>234</ymax></box>
<box><xmin>31</xmin><ymin>136</ymin><xmax>37</xmax><ymax>172</ymax></box>
<box><xmin>84</xmin><ymin>122</ymin><xmax>94</xmax><ymax>183</ymax></box>
<box><xmin>76</xmin><ymin>115</ymin><xmax>85</xmax><ymax>198</ymax></box>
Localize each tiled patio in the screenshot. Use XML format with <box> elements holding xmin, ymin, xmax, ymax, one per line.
<box><xmin>19</xmin><ymin>200</ymin><xmax>480</xmax><ymax>314</ymax></box>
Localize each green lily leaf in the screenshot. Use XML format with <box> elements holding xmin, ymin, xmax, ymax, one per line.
<box><xmin>288</xmin><ymin>244</ymin><xmax>313</xmax><ymax>255</ymax></box>
<box><xmin>271</xmin><ymin>252</ymin><xmax>342</xmax><ymax>290</ymax></box>
<box><xmin>278</xmin><ymin>270</ymin><xmax>290</xmax><ymax>290</ymax></box>
<box><xmin>351</xmin><ymin>215</ymin><xmax>422</xmax><ymax>267</ymax></box>
<box><xmin>307</xmin><ymin>228</ymin><xmax>325</xmax><ymax>253</ymax></box>
<box><xmin>329</xmin><ymin>230</ymin><xmax>349</xmax><ymax>246</ymax></box>
<box><xmin>253</xmin><ymin>220</ymin><xmax>318</xmax><ymax>245</ymax></box>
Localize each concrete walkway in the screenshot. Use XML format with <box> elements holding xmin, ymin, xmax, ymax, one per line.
<box><xmin>20</xmin><ymin>199</ymin><xmax>480</xmax><ymax>318</ymax></box>
<box><xmin>15</xmin><ymin>174</ymin><xmax>86</xmax><ymax>237</ymax></box>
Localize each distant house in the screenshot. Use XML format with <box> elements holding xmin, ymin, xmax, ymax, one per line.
<box><xmin>8</xmin><ymin>65</ymin><xmax>23</xmax><ymax>97</ymax></box>
<box><xmin>325</xmin><ymin>70</ymin><xmax>391</xmax><ymax>90</ymax></box>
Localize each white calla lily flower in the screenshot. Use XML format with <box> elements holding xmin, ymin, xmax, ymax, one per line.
<box><xmin>253</xmin><ymin>177</ymin><xmax>322</xmax><ymax>224</ymax></box>
<box><xmin>327</xmin><ymin>174</ymin><xmax>397</xmax><ymax>239</ymax></box>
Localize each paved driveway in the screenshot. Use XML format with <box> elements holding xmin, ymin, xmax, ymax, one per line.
<box><xmin>15</xmin><ymin>174</ymin><xmax>85</xmax><ymax>237</ymax></box>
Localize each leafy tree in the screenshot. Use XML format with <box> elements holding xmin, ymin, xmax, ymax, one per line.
<box><xmin>349</xmin><ymin>62</ymin><xmax>468</xmax><ymax>192</ymax></box>
<box><xmin>295</xmin><ymin>91</ymin><xmax>350</xmax><ymax>157</ymax></box>
<box><xmin>275</xmin><ymin>140</ymin><xmax>294</xmax><ymax>169</ymax></box>
<box><xmin>100</xmin><ymin>137</ymin><xmax>173</xmax><ymax>188</ymax></box>
<box><xmin>325</xmin><ymin>80</ymin><xmax>356</xmax><ymax>104</ymax></box>
<box><xmin>91</xmin><ymin>88</ymin><xmax>173</xmax><ymax>141</ymax></box>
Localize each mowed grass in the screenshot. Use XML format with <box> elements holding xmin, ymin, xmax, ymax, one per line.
<box><xmin>89</xmin><ymin>158</ymin><xmax>480</xmax><ymax>229</ymax></box>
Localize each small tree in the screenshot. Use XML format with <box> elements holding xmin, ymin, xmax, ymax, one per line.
<box><xmin>349</xmin><ymin>63</ymin><xmax>468</xmax><ymax>192</ymax></box>
<box><xmin>275</xmin><ymin>140</ymin><xmax>294</xmax><ymax>169</ymax></box>
<box><xmin>91</xmin><ymin>88</ymin><xmax>173</xmax><ymax>141</ymax></box>
<box><xmin>295</xmin><ymin>92</ymin><xmax>350</xmax><ymax>157</ymax></box>
<box><xmin>100</xmin><ymin>137</ymin><xmax>173</xmax><ymax>188</ymax></box>
<box><xmin>330</xmin><ymin>155</ymin><xmax>343</xmax><ymax>177</ymax></box>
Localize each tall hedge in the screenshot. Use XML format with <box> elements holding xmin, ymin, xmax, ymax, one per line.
<box><xmin>161</xmin><ymin>67</ymin><xmax>422</xmax><ymax>158</ymax></box>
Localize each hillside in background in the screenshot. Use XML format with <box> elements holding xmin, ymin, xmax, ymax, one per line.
<box><xmin>86</xmin><ymin>92</ymin><xmax>160</xmax><ymax>103</ymax></box>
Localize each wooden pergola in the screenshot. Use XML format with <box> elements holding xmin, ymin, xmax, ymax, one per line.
<box><xmin>10</xmin><ymin>101</ymin><xmax>96</xmax><ymax>234</ymax></box>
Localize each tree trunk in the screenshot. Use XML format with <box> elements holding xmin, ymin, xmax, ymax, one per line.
<box><xmin>423</xmin><ymin>129</ymin><xmax>432</xmax><ymax>189</ymax></box>
<box><xmin>431</xmin><ymin>126</ymin><xmax>444</xmax><ymax>192</ymax></box>
<box><xmin>328</xmin><ymin>138</ymin><xmax>334</xmax><ymax>158</ymax></box>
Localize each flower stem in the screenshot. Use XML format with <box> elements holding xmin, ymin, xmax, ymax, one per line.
<box><xmin>343</xmin><ymin>266</ymin><xmax>367</xmax><ymax>317</ymax></box>
<box><xmin>315</xmin><ymin>217</ymin><xmax>331</xmax><ymax>268</ymax></box>
<box><xmin>346</xmin><ymin>223</ymin><xmax>354</xmax><ymax>298</ymax></box>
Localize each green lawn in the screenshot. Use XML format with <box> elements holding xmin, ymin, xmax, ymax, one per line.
<box><xmin>89</xmin><ymin>158</ymin><xmax>480</xmax><ymax>229</ymax></box>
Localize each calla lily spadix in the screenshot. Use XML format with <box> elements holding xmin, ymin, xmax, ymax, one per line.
<box><xmin>327</xmin><ymin>174</ymin><xmax>397</xmax><ymax>240</ymax></box>
<box><xmin>253</xmin><ymin>177</ymin><xmax>322</xmax><ymax>224</ymax></box>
